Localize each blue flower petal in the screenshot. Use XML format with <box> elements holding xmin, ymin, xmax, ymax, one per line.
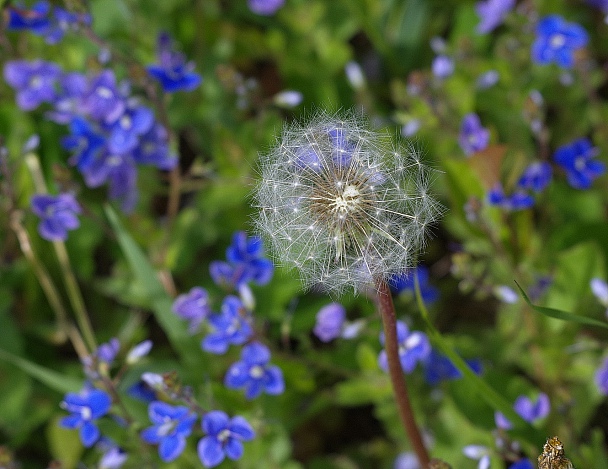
<box><xmin>159</xmin><ymin>434</ymin><xmax>186</xmax><ymax>462</ymax></box>
<box><xmin>80</xmin><ymin>421</ymin><xmax>100</xmax><ymax>447</ymax></box>
<box><xmin>197</xmin><ymin>436</ymin><xmax>225</xmax><ymax>468</ymax></box>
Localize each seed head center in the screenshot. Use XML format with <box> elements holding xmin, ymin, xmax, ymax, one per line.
<box><xmin>331</xmin><ymin>184</ymin><xmax>361</xmax><ymax>214</ymax></box>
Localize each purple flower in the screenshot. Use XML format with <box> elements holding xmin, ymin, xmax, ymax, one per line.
<box><xmin>475</xmin><ymin>0</ymin><xmax>515</xmax><ymax>34</ymax></box>
<box><xmin>389</xmin><ymin>266</ymin><xmax>439</xmax><ymax>304</ymax></box>
<box><xmin>81</xmin><ymin>151</ymin><xmax>138</xmax><ymax>212</ymax></box>
<box><xmin>394</xmin><ymin>452</ymin><xmax>420</xmax><ymax>469</ymax></box>
<box><xmin>99</xmin><ymin>446</ymin><xmax>128</xmax><ymax>469</ymax></box>
<box><xmin>432</xmin><ymin>55</ymin><xmax>454</xmax><ymax>79</ymax></box>
<box><xmin>476</xmin><ymin>70</ymin><xmax>500</xmax><ymax>89</ymax></box>
<box><xmin>224</xmin><ymin>342</ymin><xmax>284</xmax><ymax>399</ymax></box>
<box><xmin>141</xmin><ymin>401</ymin><xmax>196</xmax><ymax>462</ymax></box>
<box><xmin>147</xmin><ymin>32</ymin><xmax>202</xmax><ymax>93</ymax></box>
<box><xmin>126</xmin><ymin>380</ymin><xmax>156</xmax><ymax>403</ymax></box>
<box><xmin>202</xmin><ymin>296</ymin><xmax>252</xmax><ymax>354</ymax></box>
<box><xmin>4</xmin><ymin>60</ymin><xmax>61</xmax><ymax>110</ymax></box>
<box><xmin>532</xmin><ymin>15</ymin><xmax>589</xmax><ymax>68</ymax></box>
<box><xmin>591</xmin><ymin>278</ymin><xmax>608</xmax><ymax>305</ymax></box>
<box><xmin>126</xmin><ymin>340</ymin><xmax>153</xmax><ymax>364</ymax></box>
<box><xmin>62</xmin><ymin>117</ymin><xmax>106</xmax><ymax>171</ymax></box>
<box><xmin>106</xmin><ymin>102</ymin><xmax>155</xmax><ymax>154</ymax></box>
<box><xmin>198</xmin><ymin>411</ymin><xmax>255</xmax><ymax>468</ymax></box>
<box><xmin>459</xmin><ymin>113</ymin><xmax>490</xmax><ymax>155</ymax></box>
<box><xmin>488</xmin><ymin>184</ymin><xmax>534</xmax><ymax>211</ymax></box>
<box><xmin>97</xmin><ymin>338</ymin><xmax>120</xmax><ymax>364</ymax></box>
<box><xmin>509</xmin><ymin>460</ymin><xmax>534</xmax><ymax>469</ymax></box>
<box><xmin>378</xmin><ymin>321</ymin><xmax>431</xmax><ymax>373</ymax></box>
<box><xmin>6</xmin><ymin>1</ymin><xmax>50</xmax><ymax>32</ymax></box>
<box><xmin>83</xmin><ymin>70</ymin><xmax>126</xmax><ymax>124</ymax></box>
<box><xmin>172</xmin><ymin>286</ymin><xmax>211</xmax><ymax>333</ymax></box>
<box><xmin>47</xmin><ymin>72</ymin><xmax>88</xmax><ymax>123</ymax></box>
<box><xmin>132</xmin><ymin>124</ymin><xmax>178</xmax><ymax>170</ymax></box>
<box><xmin>39</xmin><ymin>7</ymin><xmax>91</xmax><ymax>44</ymax></box>
<box><xmin>587</xmin><ymin>0</ymin><xmax>608</xmax><ymax>12</ymax></box>
<box><xmin>31</xmin><ymin>193</ymin><xmax>81</xmax><ymax>241</ymax></box>
<box><xmin>423</xmin><ymin>350</ymin><xmax>483</xmax><ymax>386</ymax></box>
<box><xmin>595</xmin><ymin>356</ymin><xmax>608</xmax><ymax>395</ymax></box>
<box><xmin>248</xmin><ymin>0</ymin><xmax>285</xmax><ymax>15</ymax></box>
<box><xmin>60</xmin><ymin>388</ymin><xmax>112</xmax><ymax>447</ymax></box>
<box><xmin>210</xmin><ymin>232</ymin><xmax>273</xmax><ymax>289</ymax></box>
<box><xmin>313</xmin><ymin>303</ymin><xmax>346</xmax><ymax>342</ymax></box>
<box><xmin>495</xmin><ymin>393</ymin><xmax>550</xmax><ymax>429</ymax></box>
<box><xmin>273</xmin><ymin>90</ymin><xmax>303</xmax><ymax>108</ymax></box>
<box><xmin>554</xmin><ymin>138</ymin><xmax>605</xmax><ymax>190</ymax></box>
<box><xmin>517</xmin><ymin>161</ymin><xmax>552</xmax><ymax>192</ymax></box>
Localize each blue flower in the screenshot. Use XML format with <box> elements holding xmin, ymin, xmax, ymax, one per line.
<box><xmin>432</xmin><ymin>55</ymin><xmax>454</xmax><ymax>79</ymax></box>
<box><xmin>147</xmin><ymin>32</ymin><xmax>202</xmax><ymax>93</ymax></box>
<box><xmin>595</xmin><ymin>356</ymin><xmax>608</xmax><ymax>395</ymax></box>
<box><xmin>488</xmin><ymin>184</ymin><xmax>534</xmax><ymax>211</ymax></box>
<box><xmin>126</xmin><ymin>380</ymin><xmax>156</xmax><ymax>403</ymax></box>
<box><xmin>106</xmin><ymin>103</ymin><xmax>154</xmax><ymax>154</ymax></box>
<box><xmin>81</xmin><ymin>151</ymin><xmax>138</xmax><ymax>212</ymax></box>
<box><xmin>458</xmin><ymin>113</ymin><xmax>490</xmax><ymax>155</ymax></box>
<box><xmin>591</xmin><ymin>278</ymin><xmax>608</xmax><ymax>306</ymax></box>
<box><xmin>6</xmin><ymin>1</ymin><xmax>50</xmax><ymax>33</ymax></box>
<box><xmin>31</xmin><ymin>193</ymin><xmax>81</xmax><ymax>241</ymax></box>
<box><xmin>83</xmin><ymin>70</ymin><xmax>126</xmax><ymax>124</ymax></box>
<box><xmin>554</xmin><ymin>138</ymin><xmax>605</xmax><ymax>189</ymax></box>
<box><xmin>62</xmin><ymin>117</ymin><xmax>106</xmax><ymax>171</ymax></box>
<box><xmin>172</xmin><ymin>286</ymin><xmax>211</xmax><ymax>333</ymax></box>
<box><xmin>495</xmin><ymin>393</ymin><xmax>550</xmax><ymax>429</ymax></box>
<box><xmin>508</xmin><ymin>460</ymin><xmax>534</xmax><ymax>469</ymax></box>
<box><xmin>210</xmin><ymin>232</ymin><xmax>274</xmax><ymax>289</ymax></box>
<box><xmin>587</xmin><ymin>0</ymin><xmax>608</xmax><ymax>12</ymax></box>
<box><xmin>141</xmin><ymin>401</ymin><xmax>196</xmax><ymax>462</ymax></box>
<box><xmin>132</xmin><ymin>124</ymin><xmax>178</xmax><ymax>170</ymax></box>
<box><xmin>60</xmin><ymin>388</ymin><xmax>112</xmax><ymax>447</ymax></box>
<box><xmin>248</xmin><ymin>0</ymin><xmax>285</xmax><ymax>15</ymax></box>
<box><xmin>4</xmin><ymin>59</ymin><xmax>61</xmax><ymax>110</ymax></box>
<box><xmin>96</xmin><ymin>337</ymin><xmax>120</xmax><ymax>364</ymax></box>
<box><xmin>389</xmin><ymin>266</ymin><xmax>439</xmax><ymax>304</ymax></box>
<box><xmin>313</xmin><ymin>303</ymin><xmax>346</xmax><ymax>342</ymax></box>
<box><xmin>532</xmin><ymin>15</ymin><xmax>588</xmax><ymax>68</ymax></box>
<box><xmin>202</xmin><ymin>296</ymin><xmax>253</xmax><ymax>354</ymax></box>
<box><xmin>378</xmin><ymin>321</ymin><xmax>431</xmax><ymax>373</ymax></box>
<box><xmin>49</xmin><ymin>73</ymin><xmax>88</xmax><ymax>124</ymax></box>
<box><xmin>38</xmin><ymin>7</ymin><xmax>91</xmax><ymax>44</ymax></box>
<box><xmin>475</xmin><ymin>0</ymin><xmax>515</xmax><ymax>34</ymax></box>
<box><xmin>97</xmin><ymin>439</ymin><xmax>128</xmax><ymax>469</ymax></box>
<box><xmin>225</xmin><ymin>342</ymin><xmax>284</xmax><ymax>399</ymax></box>
<box><xmin>517</xmin><ymin>161</ymin><xmax>552</xmax><ymax>192</ymax></box>
<box><xmin>423</xmin><ymin>350</ymin><xmax>483</xmax><ymax>386</ymax></box>
<box><xmin>198</xmin><ymin>411</ymin><xmax>255</xmax><ymax>468</ymax></box>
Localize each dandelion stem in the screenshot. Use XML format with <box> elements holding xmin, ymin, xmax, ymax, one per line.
<box><xmin>376</xmin><ymin>279</ymin><xmax>430</xmax><ymax>467</ymax></box>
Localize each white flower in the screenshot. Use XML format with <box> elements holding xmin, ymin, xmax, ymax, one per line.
<box><xmin>253</xmin><ymin>110</ymin><xmax>442</xmax><ymax>295</ymax></box>
<box><xmin>463</xmin><ymin>444</ymin><xmax>491</xmax><ymax>469</ymax></box>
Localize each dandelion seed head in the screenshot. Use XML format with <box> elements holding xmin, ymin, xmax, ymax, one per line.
<box><xmin>253</xmin><ymin>110</ymin><xmax>442</xmax><ymax>295</ymax></box>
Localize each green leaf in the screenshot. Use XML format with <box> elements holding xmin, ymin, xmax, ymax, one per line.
<box><xmin>47</xmin><ymin>415</ymin><xmax>83</xmax><ymax>469</ymax></box>
<box><xmin>514</xmin><ymin>280</ymin><xmax>608</xmax><ymax>330</ymax></box>
<box><xmin>0</xmin><ymin>348</ymin><xmax>81</xmax><ymax>394</ymax></box>
<box><xmin>413</xmin><ymin>276</ymin><xmax>545</xmax><ymax>448</ymax></box>
<box><xmin>104</xmin><ymin>206</ymin><xmax>193</xmax><ymax>358</ymax></box>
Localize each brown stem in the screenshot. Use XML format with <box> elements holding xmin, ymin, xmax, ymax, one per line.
<box><xmin>376</xmin><ymin>279</ymin><xmax>430</xmax><ymax>468</ymax></box>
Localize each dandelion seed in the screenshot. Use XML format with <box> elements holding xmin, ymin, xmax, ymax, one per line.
<box><xmin>253</xmin><ymin>110</ymin><xmax>442</xmax><ymax>295</ymax></box>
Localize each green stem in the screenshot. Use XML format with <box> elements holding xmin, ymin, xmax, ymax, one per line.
<box><xmin>52</xmin><ymin>240</ymin><xmax>97</xmax><ymax>351</ymax></box>
<box><xmin>24</xmin><ymin>152</ymin><xmax>97</xmax><ymax>352</ymax></box>
<box><xmin>376</xmin><ymin>279</ymin><xmax>430</xmax><ymax>467</ymax></box>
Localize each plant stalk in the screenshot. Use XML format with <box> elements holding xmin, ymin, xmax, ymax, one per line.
<box><xmin>376</xmin><ymin>279</ymin><xmax>430</xmax><ymax>468</ymax></box>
